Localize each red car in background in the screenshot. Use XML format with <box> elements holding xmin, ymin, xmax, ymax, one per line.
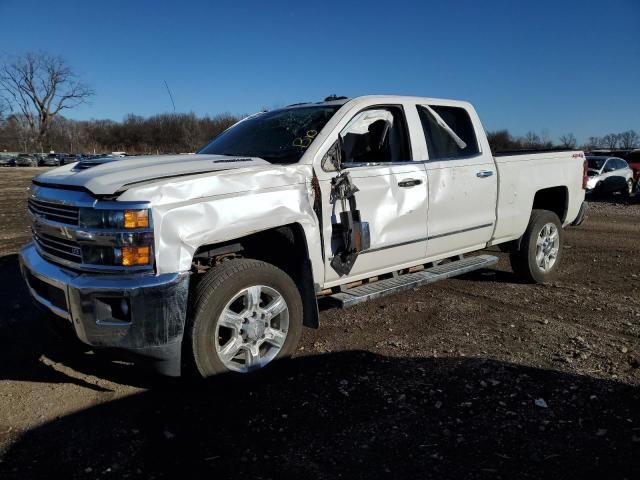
<box><xmin>624</xmin><ymin>150</ymin><xmax>640</xmax><ymax>191</ymax></box>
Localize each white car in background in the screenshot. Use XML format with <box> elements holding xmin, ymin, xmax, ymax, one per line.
<box><xmin>585</xmin><ymin>156</ymin><xmax>634</xmax><ymax>196</ymax></box>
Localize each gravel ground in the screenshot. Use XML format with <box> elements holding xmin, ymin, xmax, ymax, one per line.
<box><xmin>0</xmin><ymin>168</ymin><xmax>639</xmax><ymax>479</ymax></box>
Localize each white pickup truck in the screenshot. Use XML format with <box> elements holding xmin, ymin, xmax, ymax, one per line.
<box><xmin>20</xmin><ymin>95</ymin><xmax>587</xmax><ymax>376</ymax></box>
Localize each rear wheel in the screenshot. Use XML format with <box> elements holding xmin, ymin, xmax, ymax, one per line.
<box><xmin>186</xmin><ymin>259</ymin><xmax>303</xmax><ymax>377</ymax></box>
<box><xmin>510</xmin><ymin>209</ymin><xmax>563</xmax><ymax>284</ymax></box>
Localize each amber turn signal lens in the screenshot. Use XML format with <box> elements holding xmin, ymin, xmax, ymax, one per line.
<box><xmin>124</xmin><ymin>210</ymin><xmax>149</xmax><ymax>229</ymax></box>
<box><xmin>121</xmin><ymin>246</ymin><xmax>151</xmax><ymax>266</ymax></box>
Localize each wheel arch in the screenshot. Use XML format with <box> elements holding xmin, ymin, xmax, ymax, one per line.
<box><xmin>191</xmin><ymin>223</ymin><xmax>321</xmax><ymax>329</ymax></box>
<box><xmin>531</xmin><ymin>186</ymin><xmax>569</xmax><ymax>223</ymax></box>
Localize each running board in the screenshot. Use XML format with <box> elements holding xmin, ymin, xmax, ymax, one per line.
<box><xmin>327</xmin><ymin>254</ymin><xmax>498</xmax><ymax>308</ymax></box>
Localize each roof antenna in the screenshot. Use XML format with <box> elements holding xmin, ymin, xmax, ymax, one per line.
<box><xmin>164</xmin><ymin>80</ymin><xmax>176</xmax><ymax>112</ymax></box>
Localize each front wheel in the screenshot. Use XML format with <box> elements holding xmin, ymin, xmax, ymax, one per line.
<box><xmin>621</xmin><ymin>179</ymin><xmax>634</xmax><ymax>197</ymax></box>
<box><xmin>510</xmin><ymin>209</ymin><xmax>564</xmax><ymax>284</ymax></box>
<box><xmin>186</xmin><ymin>259</ymin><xmax>303</xmax><ymax>377</ymax></box>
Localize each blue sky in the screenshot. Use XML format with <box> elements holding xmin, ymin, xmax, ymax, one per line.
<box><xmin>1</xmin><ymin>0</ymin><xmax>638</xmax><ymax>143</ymax></box>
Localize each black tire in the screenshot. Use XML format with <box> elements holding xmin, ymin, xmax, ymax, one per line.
<box><xmin>510</xmin><ymin>209</ymin><xmax>564</xmax><ymax>284</ymax></box>
<box><xmin>186</xmin><ymin>259</ymin><xmax>303</xmax><ymax>377</ymax></box>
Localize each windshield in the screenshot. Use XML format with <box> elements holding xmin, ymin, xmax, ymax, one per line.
<box><xmin>198</xmin><ymin>106</ymin><xmax>340</xmax><ymax>164</ymax></box>
<box><xmin>587</xmin><ymin>158</ymin><xmax>606</xmax><ymax>170</ymax></box>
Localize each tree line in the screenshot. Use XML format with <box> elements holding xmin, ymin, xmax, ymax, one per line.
<box><xmin>486</xmin><ymin>129</ymin><xmax>638</xmax><ymax>153</ymax></box>
<box><xmin>0</xmin><ymin>112</ymin><xmax>239</xmax><ymax>154</ymax></box>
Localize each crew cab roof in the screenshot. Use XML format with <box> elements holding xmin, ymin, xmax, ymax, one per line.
<box><xmin>285</xmin><ymin>95</ymin><xmax>473</xmax><ymax>109</ymax></box>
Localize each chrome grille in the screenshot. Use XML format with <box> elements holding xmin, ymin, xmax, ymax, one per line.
<box><xmin>28</xmin><ymin>198</ymin><xmax>80</xmax><ymax>225</ymax></box>
<box><xmin>33</xmin><ymin>231</ymin><xmax>82</xmax><ymax>264</ymax></box>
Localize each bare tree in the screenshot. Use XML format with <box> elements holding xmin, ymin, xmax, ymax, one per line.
<box><xmin>0</xmin><ymin>52</ymin><xmax>94</xmax><ymax>151</ymax></box>
<box><xmin>559</xmin><ymin>133</ymin><xmax>577</xmax><ymax>149</ymax></box>
<box><xmin>0</xmin><ymin>97</ymin><xmax>8</xmax><ymax>121</ymax></box>
<box><xmin>618</xmin><ymin>130</ymin><xmax>639</xmax><ymax>150</ymax></box>
<box><xmin>587</xmin><ymin>136</ymin><xmax>602</xmax><ymax>149</ymax></box>
<box><xmin>523</xmin><ymin>131</ymin><xmax>541</xmax><ymax>149</ymax></box>
<box><xmin>601</xmin><ymin>133</ymin><xmax>619</xmax><ymax>150</ymax></box>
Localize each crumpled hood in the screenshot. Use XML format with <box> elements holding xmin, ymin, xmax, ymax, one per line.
<box><xmin>34</xmin><ymin>154</ymin><xmax>273</xmax><ymax>195</ymax></box>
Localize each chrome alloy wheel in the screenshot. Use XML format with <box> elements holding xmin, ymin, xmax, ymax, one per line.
<box><xmin>214</xmin><ymin>285</ymin><xmax>289</xmax><ymax>372</ymax></box>
<box><xmin>536</xmin><ymin>222</ymin><xmax>559</xmax><ymax>272</ymax></box>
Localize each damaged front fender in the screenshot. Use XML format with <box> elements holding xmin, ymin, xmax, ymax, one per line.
<box><xmin>117</xmin><ymin>164</ymin><xmax>325</xmax><ymax>285</ymax></box>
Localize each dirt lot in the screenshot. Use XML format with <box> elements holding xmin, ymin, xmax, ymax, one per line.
<box><xmin>0</xmin><ymin>168</ymin><xmax>638</xmax><ymax>479</ymax></box>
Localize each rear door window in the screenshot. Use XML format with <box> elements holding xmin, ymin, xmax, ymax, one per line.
<box><xmin>417</xmin><ymin>105</ymin><xmax>480</xmax><ymax>160</ymax></box>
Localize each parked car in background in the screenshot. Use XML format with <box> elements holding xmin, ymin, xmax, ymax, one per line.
<box><xmin>41</xmin><ymin>153</ymin><xmax>63</xmax><ymax>167</ymax></box>
<box><xmin>623</xmin><ymin>150</ymin><xmax>640</xmax><ymax>191</ymax></box>
<box><xmin>60</xmin><ymin>154</ymin><xmax>84</xmax><ymax>165</ymax></box>
<box><xmin>0</xmin><ymin>155</ymin><xmax>16</xmax><ymax>167</ymax></box>
<box><xmin>15</xmin><ymin>154</ymin><xmax>39</xmax><ymax>167</ymax></box>
<box><xmin>585</xmin><ymin>156</ymin><xmax>634</xmax><ymax>196</ymax></box>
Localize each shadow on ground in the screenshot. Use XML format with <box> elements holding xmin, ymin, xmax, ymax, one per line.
<box><xmin>586</xmin><ymin>191</ymin><xmax>639</xmax><ymax>205</ymax></box>
<box><xmin>1</xmin><ymin>255</ymin><xmax>639</xmax><ymax>479</ymax></box>
<box><xmin>2</xmin><ymin>352</ymin><xmax>638</xmax><ymax>479</ymax></box>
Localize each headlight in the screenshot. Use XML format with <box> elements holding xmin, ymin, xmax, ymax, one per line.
<box><xmin>80</xmin><ymin>209</ymin><xmax>151</xmax><ymax>229</ymax></box>
<box><xmin>77</xmin><ymin>207</ymin><xmax>153</xmax><ymax>268</ymax></box>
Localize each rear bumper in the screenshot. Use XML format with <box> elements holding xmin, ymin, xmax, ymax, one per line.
<box><xmin>19</xmin><ymin>243</ymin><xmax>190</xmax><ymax>375</ymax></box>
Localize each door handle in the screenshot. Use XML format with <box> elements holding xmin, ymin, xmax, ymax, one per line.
<box><xmin>398</xmin><ymin>178</ymin><xmax>423</xmax><ymax>188</ymax></box>
<box><xmin>476</xmin><ymin>170</ymin><xmax>494</xmax><ymax>178</ymax></box>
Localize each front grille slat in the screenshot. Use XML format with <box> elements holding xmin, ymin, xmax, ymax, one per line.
<box><xmin>33</xmin><ymin>232</ymin><xmax>82</xmax><ymax>263</ymax></box>
<box><xmin>29</xmin><ymin>205</ymin><xmax>78</xmax><ymax>221</ymax></box>
<box><xmin>28</xmin><ymin>198</ymin><xmax>79</xmax><ymax>226</ymax></box>
<box><xmin>29</xmin><ymin>202</ymin><xmax>78</xmax><ymax>214</ymax></box>
<box><xmin>36</xmin><ymin>233</ymin><xmax>79</xmax><ymax>252</ymax></box>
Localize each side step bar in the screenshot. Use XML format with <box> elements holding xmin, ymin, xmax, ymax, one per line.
<box><xmin>327</xmin><ymin>254</ymin><xmax>498</xmax><ymax>308</ymax></box>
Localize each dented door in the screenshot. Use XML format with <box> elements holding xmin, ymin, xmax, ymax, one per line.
<box><xmin>424</xmin><ymin>157</ymin><xmax>497</xmax><ymax>257</ymax></box>
<box><xmin>320</xmin><ymin>162</ymin><xmax>428</xmax><ymax>285</ymax></box>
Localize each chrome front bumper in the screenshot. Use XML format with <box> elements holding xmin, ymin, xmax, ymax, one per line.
<box><xmin>19</xmin><ymin>243</ymin><xmax>190</xmax><ymax>375</ymax></box>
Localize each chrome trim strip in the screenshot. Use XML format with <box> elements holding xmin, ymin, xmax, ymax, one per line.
<box><xmin>339</xmin><ymin>153</ymin><xmax>487</xmax><ymax>169</ymax></box>
<box><xmin>33</xmin><ymin>242</ymin><xmax>154</xmax><ymax>274</ymax></box>
<box><xmin>35</xmin><ymin>232</ymin><xmax>78</xmax><ymax>250</ymax></box>
<box><xmin>362</xmin><ymin>223</ymin><xmax>494</xmax><ymax>254</ymax></box>
<box><xmin>428</xmin><ymin>223</ymin><xmax>494</xmax><ymax>240</ymax></box>
<box><xmin>29</xmin><ymin>210</ymin><xmax>153</xmax><ymax>237</ymax></box>
<box><xmin>363</xmin><ymin>236</ymin><xmax>428</xmax><ymax>254</ymax></box>
<box><xmin>30</xmin><ymin>184</ymin><xmax>151</xmax><ymax>210</ymax></box>
<box><xmin>34</xmin><ymin>236</ymin><xmax>82</xmax><ymax>260</ymax></box>
<box><xmin>31</xmin><ymin>212</ymin><xmax>154</xmax><ymax>246</ymax></box>
<box><xmin>29</xmin><ymin>203</ymin><xmax>79</xmax><ymax>217</ymax></box>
